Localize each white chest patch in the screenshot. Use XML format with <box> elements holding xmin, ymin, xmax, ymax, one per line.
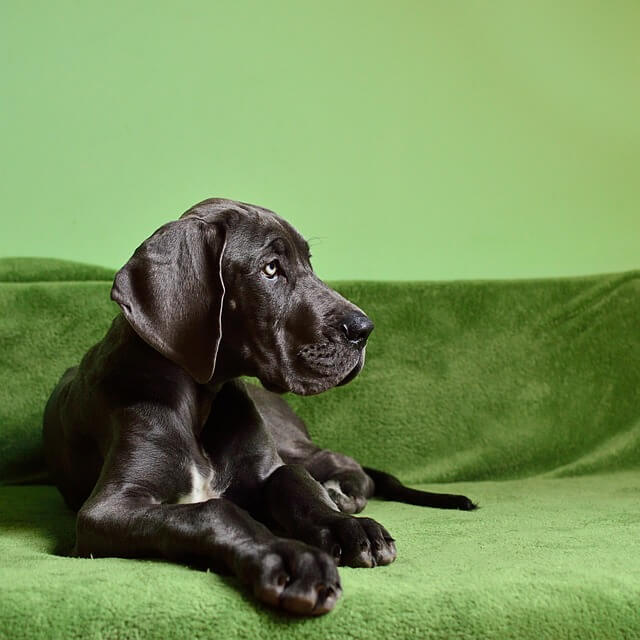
<box><xmin>176</xmin><ymin>463</ymin><xmax>219</xmax><ymax>504</ymax></box>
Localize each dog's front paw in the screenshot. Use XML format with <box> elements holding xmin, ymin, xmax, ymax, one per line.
<box><xmin>302</xmin><ymin>515</ymin><xmax>397</xmax><ymax>568</ymax></box>
<box><xmin>322</xmin><ymin>470</ymin><xmax>373</xmax><ymax>514</ymax></box>
<box><xmin>235</xmin><ymin>539</ymin><xmax>342</xmax><ymax>616</ymax></box>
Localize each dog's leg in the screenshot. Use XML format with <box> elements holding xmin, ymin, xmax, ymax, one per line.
<box><xmin>263</xmin><ymin>464</ymin><xmax>397</xmax><ymax>568</ymax></box>
<box><xmin>75</xmin><ymin>485</ymin><xmax>341</xmax><ymax>615</ymax></box>
<box><xmin>205</xmin><ymin>381</ymin><xmax>397</xmax><ymax>569</ymax></box>
<box><xmin>67</xmin><ymin>388</ymin><xmax>342</xmax><ymax>618</ymax></box>
<box><xmin>247</xmin><ymin>385</ymin><xmax>475</xmax><ymax>513</ymax></box>
<box><xmin>302</xmin><ymin>449</ymin><xmax>375</xmax><ymax>515</ymax></box>
<box><xmin>307</xmin><ymin>453</ymin><xmax>477</xmax><ymax>512</ymax></box>
<box><xmin>245</xmin><ymin>384</ymin><xmax>375</xmax><ymax>515</ymax></box>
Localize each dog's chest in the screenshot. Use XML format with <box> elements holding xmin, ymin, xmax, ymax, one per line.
<box><xmin>176</xmin><ymin>462</ymin><xmax>220</xmax><ymax>504</ymax></box>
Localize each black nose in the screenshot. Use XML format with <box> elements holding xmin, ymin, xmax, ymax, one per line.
<box><xmin>341</xmin><ymin>313</ymin><xmax>374</xmax><ymax>346</ymax></box>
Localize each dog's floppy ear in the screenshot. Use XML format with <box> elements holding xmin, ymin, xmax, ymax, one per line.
<box><xmin>111</xmin><ymin>217</ymin><xmax>226</xmax><ymax>384</ymax></box>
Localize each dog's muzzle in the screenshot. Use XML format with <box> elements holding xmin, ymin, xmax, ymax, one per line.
<box><xmin>336</xmin><ymin>347</ymin><xmax>366</xmax><ymax>387</ymax></box>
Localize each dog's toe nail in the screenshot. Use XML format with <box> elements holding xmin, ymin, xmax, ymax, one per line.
<box><xmin>352</xmin><ymin>549</ymin><xmax>374</xmax><ymax>568</ymax></box>
<box><xmin>313</xmin><ymin>587</ymin><xmax>339</xmax><ymax>615</ymax></box>
<box><xmin>276</xmin><ymin>573</ymin><xmax>290</xmax><ymax>587</ymax></box>
<box><xmin>375</xmin><ymin>540</ymin><xmax>397</xmax><ymax>565</ymax></box>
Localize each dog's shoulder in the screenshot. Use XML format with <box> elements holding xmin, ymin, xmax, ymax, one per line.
<box><xmin>76</xmin><ymin>314</ymin><xmax>199</xmax><ymax>412</ymax></box>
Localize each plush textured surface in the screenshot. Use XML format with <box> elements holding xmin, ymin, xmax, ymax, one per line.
<box><xmin>1</xmin><ymin>258</ymin><xmax>639</xmax><ymax>638</ymax></box>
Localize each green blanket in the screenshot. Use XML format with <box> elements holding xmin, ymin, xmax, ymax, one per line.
<box><xmin>1</xmin><ymin>257</ymin><xmax>639</xmax><ymax>639</ymax></box>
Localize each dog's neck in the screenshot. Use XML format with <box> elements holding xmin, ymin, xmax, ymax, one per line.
<box><xmin>113</xmin><ymin>313</ymin><xmax>247</xmax><ymax>406</ymax></box>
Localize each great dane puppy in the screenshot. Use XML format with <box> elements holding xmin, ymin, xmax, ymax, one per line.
<box><xmin>43</xmin><ymin>198</ymin><xmax>475</xmax><ymax>615</ymax></box>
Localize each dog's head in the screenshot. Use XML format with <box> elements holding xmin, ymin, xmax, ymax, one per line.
<box><xmin>111</xmin><ymin>198</ymin><xmax>373</xmax><ymax>395</ymax></box>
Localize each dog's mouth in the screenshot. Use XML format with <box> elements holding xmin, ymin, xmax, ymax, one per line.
<box><xmin>336</xmin><ymin>348</ymin><xmax>365</xmax><ymax>387</ymax></box>
<box><xmin>261</xmin><ymin>345</ymin><xmax>366</xmax><ymax>396</ymax></box>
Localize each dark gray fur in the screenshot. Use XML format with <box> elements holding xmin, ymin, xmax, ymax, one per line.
<box><xmin>43</xmin><ymin>198</ymin><xmax>474</xmax><ymax>616</ymax></box>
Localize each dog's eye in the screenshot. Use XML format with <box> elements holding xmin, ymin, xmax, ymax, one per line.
<box><xmin>263</xmin><ymin>260</ymin><xmax>279</xmax><ymax>278</ymax></box>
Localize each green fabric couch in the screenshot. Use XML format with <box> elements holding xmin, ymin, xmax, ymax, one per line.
<box><xmin>1</xmin><ymin>257</ymin><xmax>639</xmax><ymax>639</ymax></box>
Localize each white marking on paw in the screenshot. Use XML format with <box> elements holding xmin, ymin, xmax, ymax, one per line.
<box><xmin>323</xmin><ymin>478</ymin><xmax>348</xmax><ymax>499</ymax></box>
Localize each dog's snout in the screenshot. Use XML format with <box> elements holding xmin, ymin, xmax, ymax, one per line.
<box><xmin>341</xmin><ymin>313</ymin><xmax>374</xmax><ymax>346</ymax></box>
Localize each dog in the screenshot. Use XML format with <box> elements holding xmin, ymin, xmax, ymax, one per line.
<box><xmin>43</xmin><ymin>198</ymin><xmax>475</xmax><ymax>616</ymax></box>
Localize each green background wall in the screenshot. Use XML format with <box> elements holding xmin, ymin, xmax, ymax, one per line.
<box><xmin>1</xmin><ymin>1</ymin><xmax>638</xmax><ymax>281</ymax></box>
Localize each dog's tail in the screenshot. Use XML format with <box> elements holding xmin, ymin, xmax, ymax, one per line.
<box><xmin>363</xmin><ymin>467</ymin><xmax>477</xmax><ymax>511</ymax></box>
